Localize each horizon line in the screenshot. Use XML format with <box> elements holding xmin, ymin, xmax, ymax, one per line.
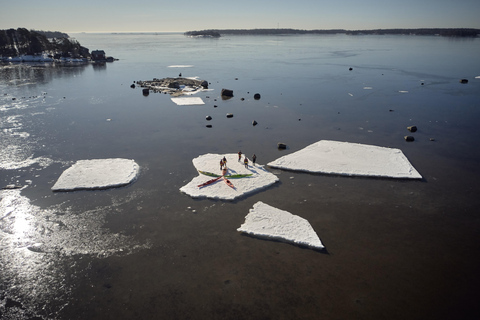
<box><xmin>62</xmin><ymin>27</ymin><xmax>480</xmax><ymax>34</ymax></box>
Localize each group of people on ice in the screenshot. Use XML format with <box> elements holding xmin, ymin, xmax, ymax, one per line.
<box><xmin>238</xmin><ymin>151</ymin><xmax>256</xmax><ymax>168</ymax></box>
<box><xmin>219</xmin><ymin>152</ymin><xmax>257</xmax><ymax>171</ymax></box>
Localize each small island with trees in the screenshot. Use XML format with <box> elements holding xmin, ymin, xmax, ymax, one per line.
<box><xmin>185</xmin><ymin>28</ymin><xmax>480</xmax><ymax>37</ymax></box>
<box><xmin>0</xmin><ymin>28</ymin><xmax>115</xmax><ymax>62</ymax></box>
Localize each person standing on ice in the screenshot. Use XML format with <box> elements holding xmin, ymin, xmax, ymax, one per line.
<box><xmin>244</xmin><ymin>157</ymin><xmax>249</xmax><ymax>168</ymax></box>
<box><xmin>223</xmin><ymin>156</ymin><xmax>227</xmax><ymax>168</ymax></box>
<box><xmin>238</xmin><ymin>151</ymin><xmax>242</xmax><ymax>161</ymax></box>
<box><xmin>220</xmin><ymin>158</ymin><xmax>224</xmax><ymax>170</ymax></box>
<box><xmin>252</xmin><ymin>154</ymin><xmax>257</xmax><ymax>166</ymax></box>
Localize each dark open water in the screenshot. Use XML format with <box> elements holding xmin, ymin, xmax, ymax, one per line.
<box><xmin>1</xmin><ymin>33</ymin><xmax>480</xmax><ymax>319</ymax></box>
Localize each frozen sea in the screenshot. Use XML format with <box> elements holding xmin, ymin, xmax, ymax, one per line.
<box><xmin>1</xmin><ymin>32</ymin><xmax>480</xmax><ymax>319</ymax></box>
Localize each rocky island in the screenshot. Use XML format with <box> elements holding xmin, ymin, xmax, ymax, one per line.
<box><xmin>0</xmin><ymin>28</ymin><xmax>114</xmax><ymax>62</ymax></box>
<box><xmin>135</xmin><ymin>77</ymin><xmax>209</xmax><ymax>96</ymax></box>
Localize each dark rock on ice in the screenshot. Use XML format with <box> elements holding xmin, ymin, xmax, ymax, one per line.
<box><xmin>221</xmin><ymin>89</ymin><xmax>234</xmax><ymax>97</ymax></box>
<box><xmin>407</xmin><ymin>126</ymin><xmax>417</xmax><ymax>132</ymax></box>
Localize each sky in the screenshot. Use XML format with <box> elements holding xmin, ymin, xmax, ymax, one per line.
<box><xmin>1</xmin><ymin>0</ymin><xmax>479</xmax><ymax>33</ymax></box>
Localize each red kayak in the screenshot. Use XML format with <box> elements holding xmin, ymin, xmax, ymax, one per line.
<box><xmin>223</xmin><ymin>177</ymin><xmax>235</xmax><ymax>189</ymax></box>
<box><xmin>197</xmin><ymin>176</ymin><xmax>222</xmax><ymax>188</ymax></box>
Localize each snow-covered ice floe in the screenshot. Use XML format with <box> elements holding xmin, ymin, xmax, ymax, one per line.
<box><xmin>237</xmin><ymin>202</ymin><xmax>324</xmax><ymax>250</ymax></box>
<box><xmin>167</xmin><ymin>65</ymin><xmax>194</xmax><ymax>68</ymax></box>
<box><xmin>268</xmin><ymin>140</ymin><xmax>422</xmax><ymax>179</ymax></box>
<box><xmin>52</xmin><ymin>158</ymin><xmax>139</xmax><ymax>191</ymax></box>
<box><xmin>180</xmin><ymin>153</ymin><xmax>279</xmax><ymax>200</ymax></box>
<box><xmin>171</xmin><ymin>97</ymin><xmax>205</xmax><ymax>105</ymax></box>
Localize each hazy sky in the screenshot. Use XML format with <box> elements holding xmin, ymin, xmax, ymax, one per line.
<box><xmin>1</xmin><ymin>0</ymin><xmax>479</xmax><ymax>33</ymax></box>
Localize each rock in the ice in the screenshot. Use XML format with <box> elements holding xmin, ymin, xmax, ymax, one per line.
<box><xmin>268</xmin><ymin>140</ymin><xmax>422</xmax><ymax>179</ymax></box>
<box><xmin>221</xmin><ymin>88</ymin><xmax>234</xmax><ymax>97</ymax></box>
<box><xmin>52</xmin><ymin>158</ymin><xmax>139</xmax><ymax>191</ymax></box>
<box><xmin>237</xmin><ymin>201</ymin><xmax>324</xmax><ymax>250</ymax></box>
<box><xmin>179</xmin><ymin>154</ymin><xmax>279</xmax><ymax>200</ymax></box>
<box><xmin>407</xmin><ymin>125</ymin><xmax>417</xmax><ymax>132</ymax></box>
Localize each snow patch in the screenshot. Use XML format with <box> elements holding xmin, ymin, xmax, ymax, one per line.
<box><xmin>51</xmin><ymin>158</ymin><xmax>139</xmax><ymax>191</ymax></box>
<box><xmin>180</xmin><ymin>153</ymin><xmax>279</xmax><ymax>200</ymax></box>
<box><xmin>171</xmin><ymin>97</ymin><xmax>205</xmax><ymax>105</ymax></box>
<box><xmin>237</xmin><ymin>201</ymin><xmax>324</xmax><ymax>250</ymax></box>
<box><xmin>268</xmin><ymin>140</ymin><xmax>422</xmax><ymax>179</ymax></box>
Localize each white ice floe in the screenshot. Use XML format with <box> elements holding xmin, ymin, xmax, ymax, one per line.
<box><xmin>167</xmin><ymin>65</ymin><xmax>194</xmax><ymax>68</ymax></box>
<box><xmin>51</xmin><ymin>158</ymin><xmax>139</xmax><ymax>191</ymax></box>
<box><xmin>237</xmin><ymin>202</ymin><xmax>324</xmax><ymax>250</ymax></box>
<box><xmin>179</xmin><ymin>153</ymin><xmax>279</xmax><ymax>200</ymax></box>
<box><xmin>268</xmin><ymin>140</ymin><xmax>422</xmax><ymax>179</ymax></box>
<box><xmin>171</xmin><ymin>97</ymin><xmax>205</xmax><ymax>105</ymax></box>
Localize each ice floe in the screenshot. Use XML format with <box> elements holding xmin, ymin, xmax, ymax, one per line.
<box><xmin>180</xmin><ymin>153</ymin><xmax>279</xmax><ymax>200</ymax></box>
<box><xmin>237</xmin><ymin>202</ymin><xmax>324</xmax><ymax>250</ymax></box>
<box><xmin>268</xmin><ymin>140</ymin><xmax>422</xmax><ymax>179</ymax></box>
<box><xmin>171</xmin><ymin>97</ymin><xmax>205</xmax><ymax>105</ymax></box>
<box><xmin>51</xmin><ymin>158</ymin><xmax>139</xmax><ymax>191</ymax></box>
<box><xmin>168</xmin><ymin>65</ymin><xmax>194</xmax><ymax>68</ymax></box>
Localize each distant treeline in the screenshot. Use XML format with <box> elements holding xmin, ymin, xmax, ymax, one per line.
<box><xmin>185</xmin><ymin>28</ymin><xmax>480</xmax><ymax>37</ymax></box>
<box><xmin>0</xmin><ymin>28</ymin><xmax>88</xmax><ymax>57</ymax></box>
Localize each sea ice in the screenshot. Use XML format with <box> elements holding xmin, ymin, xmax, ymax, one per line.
<box><xmin>268</xmin><ymin>140</ymin><xmax>422</xmax><ymax>179</ymax></box>
<box><xmin>171</xmin><ymin>97</ymin><xmax>205</xmax><ymax>105</ymax></box>
<box><xmin>51</xmin><ymin>158</ymin><xmax>139</xmax><ymax>191</ymax></box>
<box><xmin>237</xmin><ymin>201</ymin><xmax>324</xmax><ymax>250</ymax></box>
<box><xmin>167</xmin><ymin>65</ymin><xmax>194</xmax><ymax>68</ymax></box>
<box><xmin>179</xmin><ymin>153</ymin><xmax>279</xmax><ymax>200</ymax></box>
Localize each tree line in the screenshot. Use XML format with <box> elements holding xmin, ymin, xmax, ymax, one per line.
<box><xmin>185</xmin><ymin>28</ymin><xmax>480</xmax><ymax>37</ymax></box>
<box><xmin>0</xmin><ymin>28</ymin><xmax>89</xmax><ymax>58</ymax></box>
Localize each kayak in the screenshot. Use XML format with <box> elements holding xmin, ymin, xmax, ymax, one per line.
<box><xmin>198</xmin><ymin>170</ymin><xmax>221</xmax><ymax>177</ymax></box>
<box><xmin>223</xmin><ymin>177</ymin><xmax>235</xmax><ymax>189</ymax></box>
<box><xmin>197</xmin><ymin>176</ymin><xmax>222</xmax><ymax>188</ymax></box>
<box><xmin>198</xmin><ymin>170</ymin><xmax>252</xmax><ymax>179</ymax></box>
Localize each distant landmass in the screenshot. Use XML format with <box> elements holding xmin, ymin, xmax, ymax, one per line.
<box><xmin>0</xmin><ymin>28</ymin><xmax>88</xmax><ymax>58</ymax></box>
<box><xmin>185</xmin><ymin>28</ymin><xmax>480</xmax><ymax>37</ymax></box>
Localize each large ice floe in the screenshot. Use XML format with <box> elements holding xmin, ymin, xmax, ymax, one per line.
<box><xmin>268</xmin><ymin>140</ymin><xmax>422</xmax><ymax>179</ymax></box>
<box><xmin>237</xmin><ymin>202</ymin><xmax>324</xmax><ymax>250</ymax></box>
<box><xmin>51</xmin><ymin>158</ymin><xmax>139</xmax><ymax>191</ymax></box>
<box><xmin>180</xmin><ymin>154</ymin><xmax>279</xmax><ymax>200</ymax></box>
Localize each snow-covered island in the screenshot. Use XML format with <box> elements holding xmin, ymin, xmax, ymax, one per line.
<box><xmin>180</xmin><ymin>153</ymin><xmax>279</xmax><ymax>200</ymax></box>
<box><xmin>268</xmin><ymin>140</ymin><xmax>422</xmax><ymax>179</ymax></box>
<box><xmin>51</xmin><ymin>159</ymin><xmax>139</xmax><ymax>191</ymax></box>
<box><xmin>237</xmin><ymin>202</ymin><xmax>325</xmax><ymax>250</ymax></box>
